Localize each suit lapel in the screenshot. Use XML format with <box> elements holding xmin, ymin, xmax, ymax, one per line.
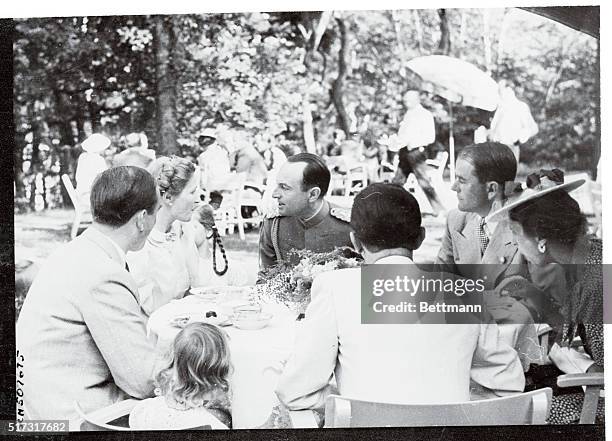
<box><xmin>454</xmin><ymin>213</ymin><xmax>481</xmax><ymax>264</ymax></box>
<box><xmin>482</xmin><ymin>221</ymin><xmax>518</xmax><ymax>284</ymax></box>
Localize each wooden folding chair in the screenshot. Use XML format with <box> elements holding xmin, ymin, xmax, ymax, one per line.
<box><xmin>61</xmin><ymin>174</ymin><xmax>92</xmax><ymax>239</ymax></box>
<box><xmin>557</xmin><ymin>372</ymin><xmax>604</xmax><ymax>424</ymax></box>
<box><xmin>323</xmin><ymin>389</ymin><xmax>553</xmax><ymax>427</ymax></box>
<box><xmin>73</xmin><ymin>399</ymin><xmax>138</xmax><ymax>431</ymax></box>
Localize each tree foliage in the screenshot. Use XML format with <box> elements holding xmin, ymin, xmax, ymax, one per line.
<box><xmin>13</xmin><ymin>8</ymin><xmax>599</xmax><ymax>210</ymax></box>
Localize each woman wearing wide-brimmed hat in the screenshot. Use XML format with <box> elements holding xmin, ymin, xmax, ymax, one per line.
<box><xmin>489</xmin><ymin>169</ymin><xmax>603</xmax><ymax>424</ymax></box>
<box><xmin>75</xmin><ymin>133</ymin><xmax>111</xmax><ymax>213</ymax></box>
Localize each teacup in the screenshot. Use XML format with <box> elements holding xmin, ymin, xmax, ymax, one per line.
<box><xmin>233</xmin><ymin>304</ymin><xmax>262</xmax><ymax>320</ymax></box>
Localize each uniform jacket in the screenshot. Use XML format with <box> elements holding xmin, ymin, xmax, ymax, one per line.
<box><xmin>16</xmin><ymin>227</ymin><xmax>161</xmax><ymax>425</ymax></box>
<box><xmin>258</xmin><ymin>200</ymin><xmax>353</xmax><ymax>269</ymax></box>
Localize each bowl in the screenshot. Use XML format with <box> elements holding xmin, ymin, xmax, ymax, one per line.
<box><xmin>233</xmin><ymin>312</ymin><xmax>273</xmax><ymax>330</ymax></box>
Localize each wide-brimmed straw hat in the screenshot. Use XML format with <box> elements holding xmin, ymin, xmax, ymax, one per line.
<box><xmin>198</xmin><ymin>128</ymin><xmax>217</xmax><ymax>140</ymax></box>
<box><xmin>82</xmin><ymin>133</ymin><xmax>111</xmax><ymax>153</ymax></box>
<box><xmin>487</xmin><ymin>169</ymin><xmax>585</xmax><ymax>223</ymax></box>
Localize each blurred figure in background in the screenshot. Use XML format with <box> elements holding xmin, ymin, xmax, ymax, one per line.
<box><xmin>197</xmin><ymin>128</ymin><xmax>232</xmax><ymax>192</ymax></box>
<box><xmin>113</xmin><ymin>132</ymin><xmax>156</xmax><ymax>169</ymax></box>
<box><xmin>489</xmin><ymin>81</ymin><xmax>539</xmax><ymax>164</ymax></box>
<box><xmin>389</xmin><ymin>90</ymin><xmax>445</xmax><ymax>216</ymax></box>
<box><xmin>230</xmin><ymin>130</ymin><xmax>268</xmax><ymax>187</ymax></box>
<box><xmin>75</xmin><ymin>133</ymin><xmax>111</xmax><ymax>213</ymax></box>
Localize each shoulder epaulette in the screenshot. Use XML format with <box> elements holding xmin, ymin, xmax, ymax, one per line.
<box><xmin>330</xmin><ymin>207</ymin><xmax>351</xmax><ymax>223</ymax></box>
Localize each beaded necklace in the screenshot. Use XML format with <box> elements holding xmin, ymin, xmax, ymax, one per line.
<box><xmin>210</xmin><ymin>226</ymin><xmax>229</xmax><ymax>276</ymax></box>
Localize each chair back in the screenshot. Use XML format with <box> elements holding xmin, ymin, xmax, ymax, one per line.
<box><xmin>345</xmin><ymin>165</ymin><xmax>368</xmax><ymax>195</ymax></box>
<box><xmin>216</xmin><ymin>173</ymin><xmax>263</xmax><ymax>239</ymax></box>
<box><xmin>324</xmin><ymin>389</ymin><xmax>552</xmax><ymax>428</ymax></box>
<box><xmin>74</xmin><ymin>400</ymin><xmax>137</xmax><ymax>431</ymax></box>
<box><xmin>61</xmin><ymin>174</ymin><xmax>80</xmax><ymax>209</ymax></box>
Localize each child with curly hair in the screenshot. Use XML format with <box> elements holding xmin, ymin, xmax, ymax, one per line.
<box><xmin>129</xmin><ymin>323</ymin><xmax>233</xmax><ymax>430</ymax></box>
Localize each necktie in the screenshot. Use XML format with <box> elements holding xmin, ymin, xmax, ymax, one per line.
<box><xmin>125</xmin><ymin>262</ymin><xmax>130</xmax><ymax>273</ymax></box>
<box><xmin>477</xmin><ymin>217</ymin><xmax>490</xmax><ymax>256</ymax></box>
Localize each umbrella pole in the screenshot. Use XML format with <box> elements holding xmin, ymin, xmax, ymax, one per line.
<box><xmin>449</xmin><ymin>102</ymin><xmax>455</xmax><ymax>183</ymax></box>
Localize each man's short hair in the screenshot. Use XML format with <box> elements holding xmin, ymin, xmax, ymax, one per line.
<box><xmin>286</xmin><ymin>152</ymin><xmax>331</xmax><ymax>198</ymax></box>
<box><xmin>351</xmin><ymin>183</ymin><xmax>422</xmax><ymax>251</ymax></box>
<box><xmin>91</xmin><ymin>166</ymin><xmax>158</xmax><ymax>227</ymax></box>
<box><xmin>457</xmin><ymin>142</ymin><xmax>517</xmax><ymax>187</ymax></box>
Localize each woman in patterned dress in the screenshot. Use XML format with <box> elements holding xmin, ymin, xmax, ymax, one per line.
<box><xmin>491</xmin><ymin>170</ymin><xmax>603</xmax><ymax>424</ymax></box>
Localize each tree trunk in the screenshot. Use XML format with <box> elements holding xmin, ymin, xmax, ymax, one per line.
<box><xmin>87</xmin><ymin>100</ymin><xmax>98</xmax><ymax>133</ymax></box>
<box><xmin>331</xmin><ymin>18</ymin><xmax>351</xmax><ymax>137</ymax></box>
<box><xmin>412</xmin><ymin>10</ymin><xmax>424</xmax><ymax>54</ymax></box>
<box><xmin>390</xmin><ymin>11</ymin><xmax>406</xmax><ymax>56</ymax></box>
<box><xmin>153</xmin><ymin>15</ymin><xmax>178</xmax><ymax>156</ymax></box>
<box><xmin>313</xmin><ymin>11</ymin><xmax>333</xmax><ymax>52</ymax></box>
<box><xmin>302</xmin><ymin>98</ymin><xmax>317</xmax><ymax>153</ymax></box>
<box><xmin>435</xmin><ymin>9</ymin><xmax>451</xmax><ymax>56</ymax></box>
<box><xmin>482</xmin><ymin>10</ymin><xmax>492</xmax><ymax>73</ymax></box>
<box><xmin>495</xmin><ymin>9</ymin><xmax>511</xmax><ymax>70</ymax></box>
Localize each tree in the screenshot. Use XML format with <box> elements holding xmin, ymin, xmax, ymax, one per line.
<box><xmin>153</xmin><ymin>15</ymin><xmax>178</xmax><ymax>155</ymax></box>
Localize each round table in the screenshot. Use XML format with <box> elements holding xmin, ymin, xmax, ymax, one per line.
<box><xmin>147</xmin><ymin>292</ymin><xmax>297</xmax><ymax>428</ymax></box>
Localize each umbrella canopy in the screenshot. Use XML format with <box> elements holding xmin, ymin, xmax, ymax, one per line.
<box><xmin>406</xmin><ymin>55</ymin><xmax>499</xmax><ymax>112</ymax></box>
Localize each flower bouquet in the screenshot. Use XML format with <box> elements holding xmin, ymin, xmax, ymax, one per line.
<box><xmin>252</xmin><ymin>247</ymin><xmax>363</xmax><ymax>314</ymax></box>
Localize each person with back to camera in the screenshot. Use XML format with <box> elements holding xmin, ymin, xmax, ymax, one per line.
<box><xmin>17</xmin><ymin>166</ymin><xmax>163</xmax><ymax>424</ymax></box>
<box><xmin>129</xmin><ymin>323</ymin><xmax>233</xmax><ymax>430</ymax></box>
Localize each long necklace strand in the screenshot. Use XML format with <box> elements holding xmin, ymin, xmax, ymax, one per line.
<box><xmin>212</xmin><ymin>226</ymin><xmax>229</xmax><ymax>276</ymax></box>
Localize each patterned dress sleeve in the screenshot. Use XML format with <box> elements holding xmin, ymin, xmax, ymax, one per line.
<box><xmin>576</xmin><ymin>238</ymin><xmax>604</xmax><ymax>367</ymax></box>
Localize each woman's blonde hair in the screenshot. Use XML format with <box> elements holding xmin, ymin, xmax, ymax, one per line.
<box><xmin>147</xmin><ymin>155</ymin><xmax>196</xmax><ymax>197</ymax></box>
<box><xmin>155</xmin><ymin>322</ymin><xmax>232</xmax><ymax>408</ymax></box>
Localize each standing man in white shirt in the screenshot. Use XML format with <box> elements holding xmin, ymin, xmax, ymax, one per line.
<box><xmin>197</xmin><ymin>128</ymin><xmax>232</xmax><ymax>192</ymax></box>
<box><xmin>389</xmin><ymin>90</ymin><xmax>445</xmax><ymax>215</ymax></box>
<box><xmin>75</xmin><ymin>133</ymin><xmax>111</xmax><ymax>213</ymax></box>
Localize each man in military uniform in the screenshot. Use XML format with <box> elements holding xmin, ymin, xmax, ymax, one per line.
<box><xmin>259</xmin><ymin>152</ymin><xmax>353</xmax><ymax>270</ymax></box>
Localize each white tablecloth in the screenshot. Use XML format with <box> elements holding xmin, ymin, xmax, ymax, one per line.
<box><xmin>147</xmin><ymin>294</ymin><xmax>297</xmax><ymax>428</ymax></box>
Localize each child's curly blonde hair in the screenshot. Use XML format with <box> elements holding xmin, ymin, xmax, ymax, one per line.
<box><xmin>155</xmin><ymin>322</ymin><xmax>232</xmax><ymax>409</ymax></box>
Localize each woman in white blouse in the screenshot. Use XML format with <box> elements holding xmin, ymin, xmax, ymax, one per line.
<box><xmin>127</xmin><ymin>156</ymin><xmax>214</xmax><ymax>315</ymax></box>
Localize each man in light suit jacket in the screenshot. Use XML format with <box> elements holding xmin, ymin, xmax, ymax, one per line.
<box><xmin>276</xmin><ymin>184</ymin><xmax>524</xmax><ymax>413</ymax></box>
<box><xmin>436</xmin><ymin>142</ymin><xmax>555</xmax><ymax>369</ymax></box>
<box><xmin>17</xmin><ymin>166</ymin><xmax>162</xmax><ymax>426</ymax></box>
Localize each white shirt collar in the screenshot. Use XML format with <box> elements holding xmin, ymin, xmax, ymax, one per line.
<box><xmin>374</xmin><ymin>255</ymin><xmax>414</xmax><ymax>264</ymax></box>
<box><xmin>479</xmin><ymin>216</ymin><xmax>497</xmax><ymax>240</ymax></box>
<box><xmin>100</xmin><ymin>232</ymin><xmax>127</xmax><ymax>268</ymax></box>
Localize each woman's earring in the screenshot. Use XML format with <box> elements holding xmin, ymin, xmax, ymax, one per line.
<box><xmin>538</xmin><ymin>242</ymin><xmax>546</xmax><ymax>253</ymax></box>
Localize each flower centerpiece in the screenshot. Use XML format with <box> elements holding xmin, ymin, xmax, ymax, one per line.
<box><xmin>252</xmin><ymin>247</ymin><xmax>363</xmax><ymax>313</ymax></box>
